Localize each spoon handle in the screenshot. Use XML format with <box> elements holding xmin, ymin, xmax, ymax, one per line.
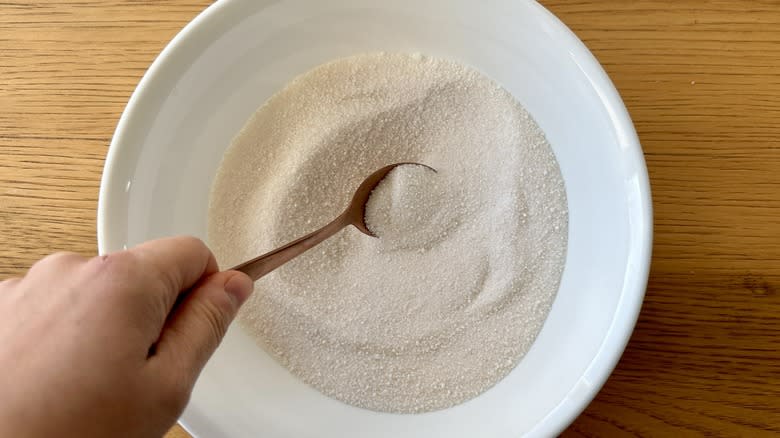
<box><xmin>231</xmin><ymin>213</ymin><xmax>350</xmax><ymax>281</ymax></box>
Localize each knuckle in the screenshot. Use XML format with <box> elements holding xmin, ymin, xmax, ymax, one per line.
<box><xmin>86</xmin><ymin>250</ymin><xmax>135</xmax><ymax>274</ymax></box>
<box><xmin>180</xmin><ymin>235</ymin><xmax>216</xmax><ymax>266</ymax></box>
<box><xmin>179</xmin><ymin>235</ymin><xmax>210</xmax><ymax>254</ymax></box>
<box><xmin>46</xmin><ymin>251</ymin><xmax>83</xmax><ymax>263</ymax></box>
<box><xmin>28</xmin><ymin>251</ymin><xmax>85</xmax><ymax>274</ymax></box>
<box><xmin>84</xmin><ymin>251</ymin><xmax>142</xmax><ymax>292</ymax></box>
<box><xmin>185</xmin><ymin>235</ymin><xmax>207</xmax><ymax>247</ymax></box>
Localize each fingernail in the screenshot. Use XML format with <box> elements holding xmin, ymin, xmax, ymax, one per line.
<box><xmin>224</xmin><ymin>272</ymin><xmax>254</xmax><ymax>309</ymax></box>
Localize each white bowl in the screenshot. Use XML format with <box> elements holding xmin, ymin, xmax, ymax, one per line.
<box><xmin>98</xmin><ymin>0</ymin><xmax>652</xmax><ymax>436</ymax></box>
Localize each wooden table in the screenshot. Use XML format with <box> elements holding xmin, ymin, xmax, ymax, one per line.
<box><xmin>1</xmin><ymin>1</ymin><xmax>778</xmax><ymax>436</ymax></box>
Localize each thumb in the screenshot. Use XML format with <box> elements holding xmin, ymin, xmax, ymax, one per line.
<box><xmin>151</xmin><ymin>270</ymin><xmax>253</xmax><ymax>381</ymax></box>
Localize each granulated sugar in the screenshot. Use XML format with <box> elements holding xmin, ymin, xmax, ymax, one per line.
<box><xmin>208</xmin><ymin>53</ymin><xmax>568</xmax><ymax>413</ymax></box>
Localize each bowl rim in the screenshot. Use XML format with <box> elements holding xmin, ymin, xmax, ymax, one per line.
<box><xmin>97</xmin><ymin>0</ymin><xmax>653</xmax><ymax>436</ymax></box>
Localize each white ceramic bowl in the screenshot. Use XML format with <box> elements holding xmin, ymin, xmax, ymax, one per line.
<box><xmin>98</xmin><ymin>0</ymin><xmax>652</xmax><ymax>436</ymax></box>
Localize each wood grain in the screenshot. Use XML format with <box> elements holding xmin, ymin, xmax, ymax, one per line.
<box><xmin>1</xmin><ymin>1</ymin><xmax>778</xmax><ymax>436</ymax></box>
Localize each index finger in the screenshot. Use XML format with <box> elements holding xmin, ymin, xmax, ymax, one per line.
<box><xmin>128</xmin><ymin>236</ymin><xmax>219</xmax><ymax>308</ymax></box>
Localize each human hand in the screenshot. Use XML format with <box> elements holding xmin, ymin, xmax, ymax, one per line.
<box><xmin>0</xmin><ymin>236</ymin><xmax>253</xmax><ymax>438</ymax></box>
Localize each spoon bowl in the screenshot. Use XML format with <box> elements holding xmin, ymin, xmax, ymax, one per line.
<box><xmin>232</xmin><ymin>162</ymin><xmax>432</xmax><ymax>280</ymax></box>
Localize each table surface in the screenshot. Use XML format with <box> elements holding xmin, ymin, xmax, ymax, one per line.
<box><xmin>1</xmin><ymin>1</ymin><xmax>779</xmax><ymax>436</ymax></box>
